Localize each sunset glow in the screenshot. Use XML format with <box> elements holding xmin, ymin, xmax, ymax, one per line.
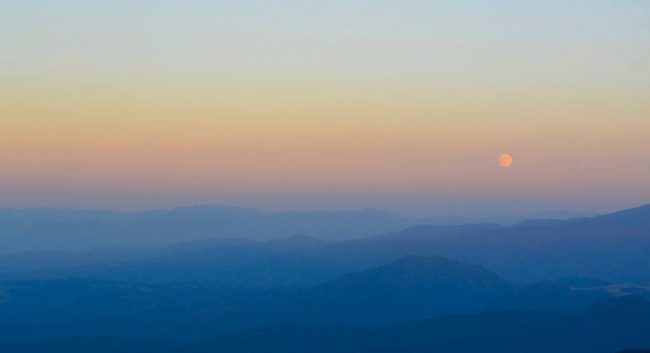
<box><xmin>1</xmin><ymin>1</ymin><xmax>649</xmax><ymax>216</ymax></box>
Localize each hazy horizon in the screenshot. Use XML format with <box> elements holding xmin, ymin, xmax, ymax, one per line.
<box><xmin>0</xmin><ymin>188</ymin><xmax>644</xmax><ymax>218</ymax></box>
<box><xmin>1</xmin><ymin>200</ymin><xmax>643</xmax><ymax>222</ymax></box>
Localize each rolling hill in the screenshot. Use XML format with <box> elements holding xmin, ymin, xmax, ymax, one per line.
<box><xmin>2</xmin><ymin>295</ymin><xmax>648</xmax><ymax>353</ymax></box>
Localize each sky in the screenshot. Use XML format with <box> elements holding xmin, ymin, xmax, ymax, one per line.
<box><xmin>1</xmin><ymin>1</ymin><xmax>649</xmax><ymax>217</ymax></box>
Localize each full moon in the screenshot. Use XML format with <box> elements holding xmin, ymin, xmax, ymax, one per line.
<box><xmin>499</xmin><ymin>154</ymin><xmax>513</xmax><ymax>168</ymax></box>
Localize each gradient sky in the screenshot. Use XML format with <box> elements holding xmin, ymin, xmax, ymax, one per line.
<box><xmin>1</xmin><ymin>1</ymin><xmax>649</xmax><ymax>216</ymax></box>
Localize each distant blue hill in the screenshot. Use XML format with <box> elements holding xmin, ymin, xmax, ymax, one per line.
<box><xmin>0</xmin><ymin>205</ymin><xmax>598</xmax><ymax>252</ymax></box>
<box><xmin>0</xmin><ymin>205</ymin><xmax>429</xmax><ymax>252</ymax></box>
<box><xmin>1</xmin><ymin>204</ymin><xmax>649</xmax><ymax>284</ymax></box>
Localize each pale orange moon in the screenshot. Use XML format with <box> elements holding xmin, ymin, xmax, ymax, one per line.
<box><xmin>499</xmin><ymin>154</ymin><xmax>513</xmax><ymax>168</ymax></box>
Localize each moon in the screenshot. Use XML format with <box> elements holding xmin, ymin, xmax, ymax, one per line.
<box><xmin>499</xmin><ymin>154</ymin><xmax>513</xmax><ymax>168</ymax></box>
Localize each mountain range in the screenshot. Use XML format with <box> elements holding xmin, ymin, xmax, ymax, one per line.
<box><xmin>3</xmin><ymin>204</ymin><xmax>649</xmax><ymax>284</ymax></box>
<box><xmin>1</xmin><ymin>204</ymin><xmax>649</xmax><ymax>351</ymax></box>
<box><xmin>0</xmin><ymin>205</ymin><xmax>598</xmax><ymax>252</ymax></box>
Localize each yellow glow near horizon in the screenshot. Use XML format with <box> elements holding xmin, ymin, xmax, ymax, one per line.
<box><xmin>1</xmin><ymin>1</ymin><xmax>649</xmax><ymax>213</ymax></box>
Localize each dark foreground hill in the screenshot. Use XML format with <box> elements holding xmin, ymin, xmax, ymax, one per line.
<box><xmin>0</xmin><ymin>256</ymin><xmax>611</xmax><ymax>341</ymax></box>
<box><xmin>2</xmin><ymin>295</ymin><xmax>649</xmax><ymax>353</ymax></box>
